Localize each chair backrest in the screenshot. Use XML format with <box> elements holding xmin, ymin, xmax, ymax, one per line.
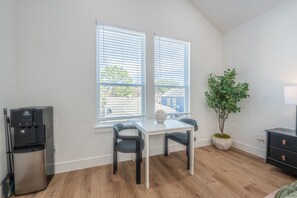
<box><xmin>179</xmin><ymin>118</ymin><xmax>198</xmax><ymax>131</ymax></box>
<box><xmin>113</xmin><ymin>123</ymin><xmax>125</xmax><ymax>138</ymax></box>
<box><xmin>113</xmin><ymin>123</ymin><xmax>137</xmax><ymax>138</ymax></box>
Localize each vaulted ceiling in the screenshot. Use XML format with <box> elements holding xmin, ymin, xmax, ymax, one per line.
<box><xmin>188</xmin><ymin>0</ymin><xmax>289</xmax><ymax>33</ymax></box>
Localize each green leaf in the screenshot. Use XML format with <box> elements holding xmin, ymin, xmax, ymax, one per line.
<box><xmin>205</xmin><ymin>68</ymin><xmax>250</xmax><ymax>134</ymax></box>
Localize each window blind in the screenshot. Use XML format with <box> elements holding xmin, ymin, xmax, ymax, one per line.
<box><xmin>154</xmin><ymin>36</ymin><xmax>190</xmax><ymax>115</ymax></box>
<box><xmin>96</xmin><ymin>24</ymin><xmax>145</xmax><ymax>122</ymax></box>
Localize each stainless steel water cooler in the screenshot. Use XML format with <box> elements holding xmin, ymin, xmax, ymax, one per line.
<box><xmin>10</xmin><ymin>106</ymin><xmax>54</xmax><ymax>195</ymax></box>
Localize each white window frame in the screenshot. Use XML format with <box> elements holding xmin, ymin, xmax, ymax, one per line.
<box><xmin>96</xmin><ymin>23</ymin><xmax>146</xmax><ymax>123</ymax></box>
<box><xmin>154</xmin><ymin>35</ymin><xmax>190</xmax><ymax>118</ymax></box>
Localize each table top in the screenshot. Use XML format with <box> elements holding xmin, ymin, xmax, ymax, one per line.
<box><xmin>134</xmin><ymin>119</ymin><xmax>194</xmax><ymax>135</ymax></box>
<box><xmin>266</xmin><ymin>127</ymin><xmax>297</xmax><ymax>137</ymax></box>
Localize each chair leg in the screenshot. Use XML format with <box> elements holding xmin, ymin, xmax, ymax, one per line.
<box><xmin>113</xmin><ymin>149</ymin><xmax>117</xmax><ymax>174</ymax></box>
<box><xmin>136</xmin><ymin>151</ymin><xmax>141</xmax><ymax>184</ymax></box>
<box><xmin>186</xmin><ymin>145</ymin><xmax>190</xmax><ymax>170</ymax></box>
<box><xmin>165</xmin><ymin>134</ymin><xmax>168</xmax><ymax>156</ymax></box>
<box><xmin>186</xmin><ymin>131</ymin><xmax>191</xmax><ymax>170</ymax></box>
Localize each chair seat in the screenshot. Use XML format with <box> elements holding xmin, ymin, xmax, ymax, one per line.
<box><xmin>116</xmin><ymin>139</ymin><xmax>145</xmax><ymax>153</ymax></box>
<box><xmin>167</xmin><ymin>132</ymin><xmax>188</xmax><ymax>145</ymax></box>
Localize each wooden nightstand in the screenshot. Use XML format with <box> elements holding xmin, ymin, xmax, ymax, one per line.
<box><xmin>266</xmin><ymin>128</ymin><xmax>297</xmax><ymax>175</ymax></box>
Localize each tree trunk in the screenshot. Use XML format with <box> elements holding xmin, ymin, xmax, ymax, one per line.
<box><xmin>219</xmin><ymin>118</ymin><xmax>225</xmax><ymax>135</ymax></box>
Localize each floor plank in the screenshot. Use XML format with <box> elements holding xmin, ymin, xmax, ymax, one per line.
<box><xmin>12</xmin><ymin>146</ymin><xmax>296</xmax><ymax>198</ymax></box>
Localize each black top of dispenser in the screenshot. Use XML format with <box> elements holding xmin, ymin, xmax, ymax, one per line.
<box><xmin>10</xmin><ymin>106</ymin><xmax>53</xmax><ymax>128</ymax></box>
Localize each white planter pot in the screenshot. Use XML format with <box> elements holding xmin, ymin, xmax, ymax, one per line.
<box><xmin>212</xmin><ymin>135</ymin><xmax>232</xmax><ymax>150</ymax></box>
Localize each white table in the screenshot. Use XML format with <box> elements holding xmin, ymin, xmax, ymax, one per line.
<box><xmin>133</xmin><ymin>119</ymin><xmax>195</xmax><ymax>188</ymax></box>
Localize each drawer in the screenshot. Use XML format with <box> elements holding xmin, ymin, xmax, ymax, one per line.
<box><xmin>270</xmin><ymin>133</ymin><xmax>297</xmax><ymax>152</ymax></box>
<box><xmin>269</xmin><ymin>146</ymin><xmax>297</xmax><ymax>167</ymax></box>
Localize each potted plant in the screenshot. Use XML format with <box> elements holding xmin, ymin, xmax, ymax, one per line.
<box><xmin>205</xmin><ymin>68</ymin><xmax>249</xmax><ymax>150</ymax></box>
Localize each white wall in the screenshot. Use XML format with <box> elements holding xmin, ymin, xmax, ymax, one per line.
<box><xmin>223</xmin><ymin>0</ymin><xmax>297</xmax><ymax>157</ymax></box>
<box><xmin>0</xmin><ymin>0</ymin><xmax>18</xmax><ymax>184</ymax></box>
<box><xmin>16</xmin><ymin>0</ymin><xmax>222</xmax><ymax>172</ymax></box>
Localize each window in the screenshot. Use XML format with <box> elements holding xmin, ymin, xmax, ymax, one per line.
<box><xmin>154</xmin><ymin>36</ymin><xmax>190</xmax><ymax>116</ymax></box>
<box><xmin>96</xmin><ymin>24</ymin><xmax>145</xmax><ymax>122</ymax></box>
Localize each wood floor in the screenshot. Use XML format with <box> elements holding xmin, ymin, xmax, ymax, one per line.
<box><xmin>13</xmin><ymin>146</ymin><xmax>296</xmax><ymax>198</ymax></box>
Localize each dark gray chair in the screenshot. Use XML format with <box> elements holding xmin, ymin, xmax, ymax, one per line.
<box><xmin>164</xmin><ymin>118</ymin><xmax>198</xmax><ymax>170</ymax></box>
<box><xmin>113</xmin><ymin>123</ymin><xmax>144</xmax><ymax>184</ymax></box>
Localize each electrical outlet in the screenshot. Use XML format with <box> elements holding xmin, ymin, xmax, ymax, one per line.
<box><xmin>257</xmin><ymin>134</ymin><xmax>265</xmax><ymax>143</ymax></box>
<box><xmin>54</xmin><ymin>144</ymin><xmax>58</xmax><ymax>153</ymax></box>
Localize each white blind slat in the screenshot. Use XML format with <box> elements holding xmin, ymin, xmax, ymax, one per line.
<box><xmin>97</xmin><ymin>24</ymin><xmax>145</xmax><ymax>121</ymax></box>
<box><xmin>154</xmin><ymin>36</ymin><xmax>190</xmax><ymax>114</ymax></box>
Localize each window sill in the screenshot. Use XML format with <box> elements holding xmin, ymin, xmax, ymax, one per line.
<box><xmin>93</xmin><ymin>123</ymin><xmax>113</xmax><ymax>133</ymax></box>
<box><xmin>94</xmin><ymin>121</ymin><xmax>134</xmax><ymax>133</ymax></box>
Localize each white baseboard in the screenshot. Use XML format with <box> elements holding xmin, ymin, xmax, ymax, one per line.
<box><xmin>0</xmin><ymin>185</ymin><xmax>3</xmax><ymax>198</ymax></box>
<box><xmin>51</xmin><ymin>138</ymin><xmax>212</xmax><ymax>174</ymax></box>
<box><xmin>195</xmin><ymin>138</ymin><xmax>212</xmax><ymax>147</ymax></box>
<box><xmin>232</xmin><ymin>140</ymin><xmax>266</xmax><ymax>159</ymax></box>
<box><xmin>52</xmin><ymin>154</ymin><xmax>116</xmax><ymax>174</ymax></box>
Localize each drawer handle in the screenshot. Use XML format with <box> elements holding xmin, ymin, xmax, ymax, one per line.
<box><xmin>282</xmin><ymin>140</ymin><xmax>287</xmax><ymax>145</ymax></box>
<box><xmin>281</xmin><ymin>155</ymin><xmax>286</xmax><ymax>161</ymax></box>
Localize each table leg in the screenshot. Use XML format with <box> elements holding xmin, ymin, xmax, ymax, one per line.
<box><xmin>145</xmin><ymin>134</ymin><xmax>149</xmax><ymax>188</ymax></box>
<box><xmin>190</xmin><ymin>129</ymin><xmax>194</xmax><ymax>175</ymax></box>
